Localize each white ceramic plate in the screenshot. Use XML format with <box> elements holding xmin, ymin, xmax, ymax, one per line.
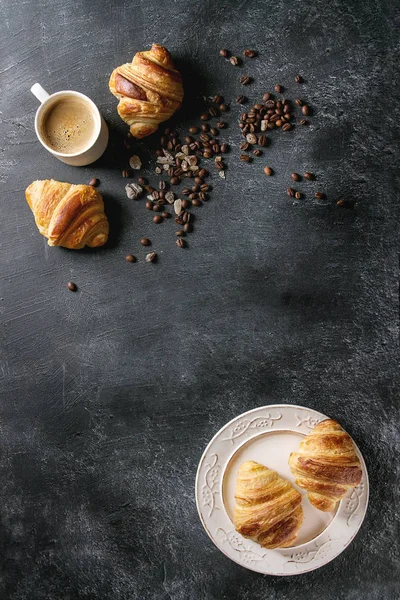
<box><xmin>195</xmin><ymin>404</ymin><xmax>369</xmax><ymax>575</ymax></box>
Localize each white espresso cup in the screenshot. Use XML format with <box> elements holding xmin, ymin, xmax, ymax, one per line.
<box><xmin>31</xmin><ymin>83</ymin><xmax>109</xmax><ymax>166</ymax></box>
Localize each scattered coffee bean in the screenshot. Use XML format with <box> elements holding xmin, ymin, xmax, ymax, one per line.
<box><xmin>336</xmin><ymin>199</ymin><xmax>352</xmax><ymax>208</ymax></box>
<box><xmin>181</xmin><ymin>199</ymin><xmax>191</xmax><ymax>209</ymax></box>
<box><xmin>183</xmin><ymin>223</ymin><xmax>192</xmax><ymax>233</ymax></box>
<box><xmin>264</xmin><ymin>166</ymin><xmax>273</xmax><ymax>176</ymax></box>
<box><xmin>220</xmin><ymin>49</ymin><xmax>230</xmax><ymax>57</ymax></box>
<box><xmin>240</xmin><ymin>141</ymin><xmax>250</xmax><ymax>151</ymax></box>
<box><xmin>300</xmin><ymin>119</ymin><xmax>308</xmax><ymax>125</ymax></box>
<box><xmin>263</xmin><ymin>92</ymin><xmax>271</xmax><ymax>101</ymax></box>
<box><xmin>315</xmin><ymin>191</ymin><xmax>325</xmax><ymax>199</ymax></box>
<box><xmin>229</xmin><ymin>56</ymin><xmax>239</xmax><ymax>65</ymax></box>
<box><xmin>243</xmin><ymin>49</ymin><xmax>257</xmax><ymax>58</ymax></box>
<box><xmin>287</xmin><ymin>187</ymin><xmax>295</xmax><ymax>197</ymax></box>
<box><xmin>219</xmin><ymin>103</ymin><xmax>228</xmax><ymax>112</ymax></box>
<box><xmin>210</xmin><ymin>127</ymin><xmax>219</xmax><ymax>136</ymax></box>
<box><xmin>145</xmin><ymin>252</ymin><xmax>157</xmax><ymax>263</ymax></box>
<box><xmin>161</xmin><ymin>211</ymin><xmax>170</xmax><ymax>219</ymax></box>
<box><xmin>200</xmin><ymin>112</ymin><xmax>210</xmax><ymax>121</ymax></box>
<box><xmin>216</xmin><ymin>121</ymin><xmax>226</xmax><ymax>129</ymax></box>
<box><xmin>189</xmin><ymin>126</ymin><xmax>199</xmax><ymax>134</ymax></box>
<box><xmin>246</xmin><ymin>133</ymin><xmax>257</xmax><ymax>144</ymax></box>
<box><xmin>138</xmin><ymin>176</ymin><xmax>148</xmax><ymax>185</ymax></box>
<box><xmin>201</xmin><ymin>123</ymin><xmax>209</xmax><ymax>132</ymax></box>
<box><xmin>295</xmin><ymin>191</ymin><xmax>301</xmax><ymax>199</ymax></box>
<box><xmin>209</xmin><ymin>106</ymin><xmax>219</xmax><ymax>117</ymax></box>
<box><xmin>291</xmin><ymin>173</ymin><xmax>301</xmax><ymax>182</ymax></box>
<box><xmin>282</xmin><ymin>123</ymin><xmax>292</xmax><ymax>131</ymax></box>
<box><xmin>152</xmin><ymin>204</ymin><xmax>162</xmax><ymax>212</ymax></box>
<box><xmin>145</xmin><ymin>201</ymin><xmax>153</xmax><ymax>210</ymax></box>
<box><xmin>153</xmin><ymin>215</ymin><xmax>163</xmax><ymax>224</ymax></box>
<box><xmin>274</xmin><ymin>84</ymin><xmax>283</xmax><ymax>93</ymax></box>
<box><xmin>295</xmin><ymin>74</ymin><xmax>303</xmax><ymax>83</ymax></box>
<box><xmin>302</xmin><ymin>105</ymin><xmax>310</xmax><ymax>116</ymax></box>
<box><xmin>176</xmin><ymin>238</ymin><xmax>185</xmax><ymax>248</ymax></box>
<box><xmin>304</xmin><ymin>172</ymin><xmax>315</xmax><ymax>180</ymax></box>
<box><xmin>89</xmin><ymin>178</ymin><xmax>99</xmax><ymax>187</ymax></box>
<box><xmin>198</xmin><ymin>168</ymin><xmax>208</xmax><ymax>178</ymax></box>
<box><xmin>220</xmin><ymin>143</ymin><xmax>229</xmax><ymax>153</ymax></box>
<box><xmin>295</xmin><ymin>98</ymin><xmax>303</xmax><ymax>106</ymax></box>
<box><xmin>253</xmin><ymin>149</ymin><xmax>262</xmax><ymax>156</ymax></box>
<box><xmin>240</xmin><ymin>154</ymin><xmax>252</xmax><ymax>162</ymax></box>
<box><xmin>192</xmin><ymin>199</ymin><xmax>202</xmax><ymax>206</ymax></box>
<box><xmin>125</xmin><ymin>254</ymin><xmax>136</xmax><ymax>262</ymax></box>
<box><xmin>240</xmin><ymin>75</ymin><xmax>252</xmax><ymax>85</ymax></box>
<box><xmin>158</xmin><ymin>180</ymin><xmax>167</xmax><ymax>190</ymax></box>
<box><xmin>176</xmin><ymin>230</ymin><xmax>185</xmax><ymax>236</ymax></box>
<box><xmin>140</xmin><ymin>238</ymin><xmax>151</xmax><ymax>246</ymax></box>
<box><xmin>236</xmin><ymin>95</ymin><xmax>247</xmax><ymax>104</ymax></box>
<box><xmin>258</xmin><ymin>135</ymin><xmax>267</xmax><ymax>146</ymax></box>
<box><xmin>170</xmin><ymin>176</ymin><xmax>180</xmax><ymax>185</ymax></box>
<box><xmin>122</xmin><ymin>169</ymin><xmax>130</xmax><ymax>178</ymax></box>
<box><xmin>67</xmin><ymin>281</ymin><xmax>77</xmax><ymax>292</ymax></box>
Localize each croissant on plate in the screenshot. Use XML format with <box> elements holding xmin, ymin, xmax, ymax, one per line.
<box><xmin>109</xmin><ymin>44</ymin><xmax>184</xmax><ymax>139</ymax></box>
<box><xmin>25</xmin><ymin>179</ymin><xmax>109</xmax><ymax>249</ymax></box>
<box><xmin>288</xmin><ymin>419</ymin><xmax>362</xmax><ymax>512</ymax></box>
<box><xmin>233</xmin><ymin>461</ymin><xmax>304</xmax><ymax>549</ymax></box>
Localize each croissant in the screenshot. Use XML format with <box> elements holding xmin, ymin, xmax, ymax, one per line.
<box><xmin>25</xmin><ymin>179</ymin><xmax>109</xmax><ymax>249</ymax></box>
<box><xmin>109</xmin><ymin>44</ymin><xmax>184</xmax><ymax>138</ymax></box>
<box><xmin>289</xmin><ymin>419</ymin><xmax>362</xmax><ymax>512</ymax></box>
<box><xmin>233</xmin><ymin>461</ymin><xmax>304</xmax><ymax>549</ymax></box>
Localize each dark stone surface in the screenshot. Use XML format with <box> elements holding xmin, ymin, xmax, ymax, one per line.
<box><xmin>0</xmin><ymin>0</ymin><xmax>399</xmax><ymax>598</ymax></box>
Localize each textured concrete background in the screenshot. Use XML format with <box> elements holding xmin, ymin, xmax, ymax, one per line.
<box><xmin>0</xmin><ymin>0</ymin><xmax>399</xmax><ymax>598</ymax></box>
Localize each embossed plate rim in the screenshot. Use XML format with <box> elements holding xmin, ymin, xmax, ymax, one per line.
<box><xmin>195</xmin><ymin>404</ymin><xmax>369</xmax><ymax>576</ymax></box>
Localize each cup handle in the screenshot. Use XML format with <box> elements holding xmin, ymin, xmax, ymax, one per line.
<box><xmin>31</xmin><ymin>83</ymin><xmax>50</xmax><ymax>104</ymax></box>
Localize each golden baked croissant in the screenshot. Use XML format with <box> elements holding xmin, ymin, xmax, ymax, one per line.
<box><xmin>25</xmin><ymin>179</ymin><xmax>109</xmax><ymax>249</ymax></box>
<box><xmin>289</xmin><ymin>419</ymin><xmax>362</xmax><ymax>512</ymax></box>
<box><xmin>109</xmin><ymin>44</ymin><xmax>184</xmax><ymax>138</ymax></box>
<box><xmin>234</xmin><ymin>461</ymin><xmax>304</xmax><ymax>549</ymax></box>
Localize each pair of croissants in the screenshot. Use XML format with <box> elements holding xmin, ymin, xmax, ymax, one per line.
<box><xmin>234</xmin><ymin>419</ymin><xmax>362</xmax><ymax>550</ymax></box>
<box><xmin>26</xmin><ymin>45</ymin><xmax>183</xmax><ymax>249</ymax></box>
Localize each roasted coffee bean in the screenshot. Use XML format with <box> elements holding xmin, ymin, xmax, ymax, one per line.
<box><xmin>125</xmin><ymin>254</ymin><xmax>136</xmax><ymax>263</ymax></box>
<box><xmin>295</xmin><ymin>191</ymin><xmax>302</xmax><ymax>199</ymax></box>
<box><xmin>192</xmin><ymin>184</ymin><xmax>200</xmax><ymax>192</ymax></box>
<box><xmin>213</xmin><ymin>94</ymin><xmax>223</xmax><ymax>104</ymax></box>
<box><xmin>209</xmin><ymin>106</ymin><xmax>219</xmax><ymax>117</ymax></box>
<box><xmin>302</xmin><ymin>105</ymin><xmax>310</xmax><ymax>116</ymax></box>
<box><xmin>219</xmin><ymin>103</ymin><xmax>228</xmax><ymax>112</ymax></box>
<box><xmin>263</xmin><ymin>166</ymin><xmax>273</xmax><ymax>176</ymax></box>
<box><xmin>212</xmin><ymin>144</ymin><xmax>220</xmax><ymax>153</ymax></box>
<box><xmin>167</xmin><ymin>141</ymin><xmax>173</xmax><ymax>150</ymax></box>
<box><xmin>304</xmin><ymin>172</ymin><xmax>315</xmax><ymax>180</ymax></box>
<box><xmin>275</xmin><ymin>120</ymin><xmax>283</xmax><ymax>127</ymax></box>
<box><xmin>300</xmin><ymin>119</ymin><xmax>309</xmax><ymax>125</ymax></box>
<box><xmin>200</xmin><ymin>183</ymin><xmax>211</xmax><ymax>192</ymax></box>
<box><xmin>170</xmin><ymin>177</ymin><xmax>180</xmax><ymax>185</ymax></box>
<box><xmin>145</xmin><ymin>251</ymin><xmax>157</xmax><ymax>263</ymax></box>
<box><xmin>240</xmin><ymin>154</ymin><xmax>252</xmax><ymax>162</ymax></box>
<box><xmin>189</xmin><ymin>126</ymin><xmax>199</xmax><ymax>134</ymax></box>
<box><xmin>246</xmin><ymin>133</ymin><xmax>257</xmax><ymax>144</ymax></box>
<box><xmin>168</xmin><ymin>167</ymin><xmax>174</xmax><ymax>177</ymax></box>
<box><xmin>215</xmin><ymin>161</ymin><xmax>225</xmax><ymax>170</ymax></box>
<box><xmin>258</xmin><ymin>135</ymin><xmax>267</xmax><ymax>146</ymax></box>
<box><xmin>295</xmin><ymin>98</ymin><xmax>303</xmax><ymax>106</ymax></box>
<box><xmin>192</xmin><ymin>199</ymin><xmax>202</xmax><ymax>206</ymax></box>
<box><xmin>184</xmin><ymin>136</ymin><xmax>193</xmax><ymax>144</ymax></box>
<box><xmin>157</xmin><ymin>197</ymin><xmax>166</xmax><ymax>205</ymax></box>
<box><xmin>145</xmin><ymin>201</ymin><xmax>154</xmax><ymax>210</ymax></box>
<box><xmin>200</xmin><ymin>112</ymin><xmax>210</xmax><ymax>121</ymax></box>
<box><xmin>89</xmin><ymin>178</ymin><xmax>99</xmax><ymax>187</ymax></box>
<box><xmin>253</xmin><ymin>149</ymin><xmax>262</xmax><ymax>156</ymax></box>
<box><xmin>315</xmin><ymin>191</ymin><xmax>325</xmax><ymax>199</ymax></box>
<box><xmin>151</xmin><ymin>190</ymin><xmax>160</xmax><ymax>200</ymax></box>
<box><xmin>189</xmin><ymin>193</ymin><xmax>197</xmax><ymax>200</ymax></box>
<box><xmin>216</xmin><ymin>121</ymin><xmax>226</xmax><ymax>129</ymax></box>
<box><xmin>122</xmin><ymin>169</ymin><xmax>130</xmax><ymax>178</ymax></box>
<box><xmin>203</xmin><ymin>150</ymin><xmax>212</xmax><ymax>158</ymax></box>
<box><xmin>153</xmin><ymin>215</ymin><xmax>163</xmax><ymax>224</ymax></box>
<box><xmin>265</xmin><ymin>99</ymin><xmax>275</xmax><ymax>108</ymax></box>
<box><xmin>267</xmin><ymin>122</ymin><xmax>275</xmax><ymax>129</ymax></box>
<box><xmin>182</xmin><ymin>188</ymin><xmax>191</xmax><ymax>196</ymax></box>
<box><xmin>221</xmin><ymin>143</ymin><xmax>229</xmax><ymax>153</ymax></box>
<box><xmin>220</xmin><ymin>48</ymin><xmax>229</xmax><ymax>57</ymax></box>
<box><xmin>176</xmin><ymin>230</ymin><xmax>185</xmax><ymax>236</ymax></box>
<box><xmin>276</xmin><ymin>101</ymin><xmax>282</xmax><ymax>109</ymax></box>
<box><xmin>182</xmin><ymin>199</ymin><xmax>191</xmax><ymax>208</ymax></box>
<box><xmin>240</xmin><ymin>141</ymin><xmax>250</xmax><ymax>150</ymax></box>
<box><xmin>240</xmin><ymin>75</ymin><xmax>251</xmax><ymax>85</ymax></box>
<box><xmin>155</xmin><ymin>148</ymin><xmax>163</xmax><ymax>156</ymax></box>
<box><xmin>287</xmin><ymin>187</ymin><xmax>295</xmax><ymax>197</ymax></box>
<box><xmin>243</xmin><ymin>49</ymin><xmax>257</xmax><ymax>58</ymax></box>
<box><xmin>229</xmin><ymin>56</ymin><xmax>239</xmax><ymax>65</ymax></box>
<box><xmin>274</xmin><ymin>84</ymin><xmax>283</xmax><ymax>93</ymax></box>
<box><xmin>161</xmin><ymin>211</ymin><xmax>170</xmax><ymax>219</ymax></box>
<box><xmin>295</xmin><ymin>74</ymin><xmax>303</xmax><ymax>83</ymax></box>
<box><xmin>200</xmin><ymin>132</ymin><xmax>210</xmax><ymax>143</ymax></box>
<box><xmin>270</xmin><ymin>113</ymin><xmax>280</xmax><ymax>123</ymax></box>
<box><xmin>238</xmin><ymin>122</ymin><xmax>245</xmax><ymax>129</ymax></box>
<box><xmin>145</xmin><ymin>185</ymin><xmax>154</xmax><ymax>193</ymax></box>
<box><xmin>159</xmin><ymin>180</ymin><xmax>167</xmax><ymax>190</ymax></box>
<box><xmin>198</xmin><ymin>168</ymin><xmax>208</xmax><ymax>178</ymax></box>
<box><xmin>210</xmin><ymin>127</ymin><xmax>219</xmax><ymax>136</ymax></box>
<box><xmin>176</xmin><ymin>238</ymin><xmax>185</xmax><ymax>248</ymax></box>
<box><xmin>152</xmin><ymin>204</ymin><xmax>162</xmax><ymax>212</ymax></box>
<box><xmin>282</xmin><ymin>123</ymin><xmax>292</xmax><ymax>131</ymax></box>
<box><xmin>199</xmin><ymin>192</ymin><xmax>207</xmax><ymax>202</ymax></box>
<box><xmin>236</xmin><ymin>95</ymin><xmax>247</xmax><ymax>104</ymax></box>
<box><xmin>138</xmin><ymin>177</ymin><xmax>148</xmax><ymax>186</ymax></box>
<box><xmin>160</xmin><ymin>135</ymin><xmax>168</xmax><ymax>147</ymax></box>
<box><xmin>175</xmin><ymin>216</ymin><xmax>184</xmax><ymax>225</ymax></box>
<box><xmin>140</xmin><ymin>238</ymin><xmax>151</xmax><ymax>246</ymax></box>
<box><xmin>183</xmin><ymin>223</ymin><xmax>192</xmax><ymax>233</ymax></box>
<box><xmin>291</xmin><ymin>173</ymin><xmax>301</xmax><ymax>182</ymax></box>
<box><xmin>263</xmin><ymin>92</ymin><xmax>271</xmax><ymax>101</ymax></box>
<box><xmin>201</xmin><ymin>123</ymin><xmax>210</xmax><ymax>132</ymax></box>
<box><xmin>67</xmin><ymin>281</ymin><xmax>77</xmax><ymax>292</ymax></box>
<box><xmin>275</xmin><ymin>108</ymin><xmax>283</xmax><ymax>115</ymax></box>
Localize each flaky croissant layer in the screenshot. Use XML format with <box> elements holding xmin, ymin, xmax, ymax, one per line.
<box><xmin>109</xmin><ymin>44</ymin><xmax>184</xmax><ymax>138</ymax></box>
<box><xmin>289</xmin><ymin>419</ymin><xmax>362</xmax><ymax>512</ymax></box>
<box><xmin>25</xmin><ymin>179</ymin><xmax>109</xmax><ymax>249</ymax></box>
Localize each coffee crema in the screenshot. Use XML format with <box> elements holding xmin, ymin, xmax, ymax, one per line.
<box><xmin>41</xmin><ymin>97</ymin><xmax>95</xmax><ymax>154</ymax></box>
